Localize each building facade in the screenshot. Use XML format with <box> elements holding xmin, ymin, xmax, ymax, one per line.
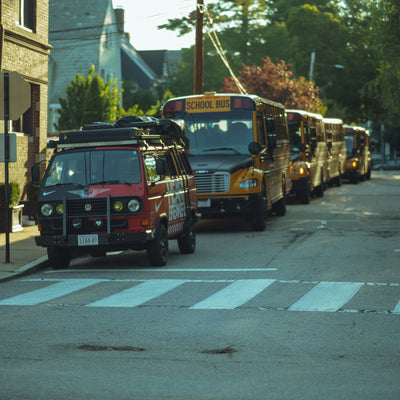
<box><xmin>0</xmin><ymin>0</ymin><xmax>51</xmax><ymax>205</ymax></box>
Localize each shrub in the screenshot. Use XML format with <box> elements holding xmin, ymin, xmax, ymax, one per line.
<box><xmin>0</xmin><ymin>183</ymin><xmax>21</xmax><ymax>207</ymax></box>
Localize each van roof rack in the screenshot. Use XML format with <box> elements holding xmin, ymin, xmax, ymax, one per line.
<box><xmin>49</xmin><ymin>117</ymin><xmax>186</xmax><ymax>149</ymax></box>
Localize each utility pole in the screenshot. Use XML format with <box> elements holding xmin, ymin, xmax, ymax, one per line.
<box><xmin>194</xmin><ymin>0</ymin><xmax>204</xmax><ymax>94</ymax></box>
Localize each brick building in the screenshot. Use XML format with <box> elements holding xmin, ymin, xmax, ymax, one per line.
<box><xmin>0</xmin><ymin>0</ymin><xmax>51</xmax><ymax>207</ymax></box>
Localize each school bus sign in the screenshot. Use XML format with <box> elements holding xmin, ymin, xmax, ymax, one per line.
<box><xmin>0</xmin><ymin>71</ymin><xmax>31</xmax><ymax>120</ymax></box>
<box><xmin>185</xmin><ymin>95</ymin><xmax>231</xmax><ymax>113</ymax></box>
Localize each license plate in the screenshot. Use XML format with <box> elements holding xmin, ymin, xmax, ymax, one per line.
<box><xmin>78</xmin><ymin>234</ymin><xmax>99</xmax><ymax>246</ymax></box>
<box><xmin>198</xmin><ymin>199</ymin><xmax>211</xmax><ymax>208</ymax></box>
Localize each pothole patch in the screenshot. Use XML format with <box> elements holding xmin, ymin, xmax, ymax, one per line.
<box><xmin>201</xmin><ymin>346</ymin><xmax>237</xmax><ymax>355</ymax></box>
<box><xmin>77</xmin><ymin>344</ymin><xmax>145</xmax><ymax>352</ymax></box>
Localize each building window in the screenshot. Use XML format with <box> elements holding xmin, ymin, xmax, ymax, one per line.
<box><xmin>17</xmin><ymin>0</ymin><xmax>36</xmax><ymax>31</ymax></box>
<box><xmin>105</xmin><ymin>29</ymin><xmax>113</xmax><ymax>49</ymax></box>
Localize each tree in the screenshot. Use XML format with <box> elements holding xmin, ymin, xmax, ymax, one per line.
<box><xmin>56</xmin><ymin>66</ymin><xmax>122</xmax><ymax>131</ymax></box>
<box><xmin>222</xmin><ymin>57</ymin><xmax>323</xmax><ymax>113</ymax></box>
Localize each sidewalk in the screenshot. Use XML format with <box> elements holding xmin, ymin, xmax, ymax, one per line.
<box><xmin>0</xmin><ymin>224</ymin><xmax>48</xmax><ymax>282</ymax></box>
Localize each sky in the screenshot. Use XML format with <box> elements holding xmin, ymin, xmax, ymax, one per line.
<box><xmin>113</xmin><ymin>0</ymin><xmax>197</xmax><ymax>50</ymax></box>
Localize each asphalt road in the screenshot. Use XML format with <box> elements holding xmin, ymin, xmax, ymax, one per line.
<box><xmin>0</xmin><ymin>171</ymin><xmax>399</xmax><ymax>400</ymax></box>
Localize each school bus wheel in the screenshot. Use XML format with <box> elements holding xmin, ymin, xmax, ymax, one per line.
<box><xmin>249</xmin><ymin>187</ymin><xmax>267</xmax><ymax>232</ymax></box>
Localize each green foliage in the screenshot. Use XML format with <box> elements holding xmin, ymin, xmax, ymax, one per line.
<box><xmin>0</xmin><ymin>183</ymin><xmax>20</xmax><ymax>207</ymax></box>
<box><xmin>56</xmin><ymin>65</ymin><xmax>122</xmax><ymax>130</ymax></box>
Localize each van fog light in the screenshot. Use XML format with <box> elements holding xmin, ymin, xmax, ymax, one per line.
<box><xmin>113</xmin><ymin>201</ymin><xmax>123</xmax><ymax>212</ymax></box>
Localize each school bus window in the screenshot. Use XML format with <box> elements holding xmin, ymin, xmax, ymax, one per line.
<box><xmin>256</xmin><ymin>114</ymin><xmax>266</xmax><ymax>145</ymax></box>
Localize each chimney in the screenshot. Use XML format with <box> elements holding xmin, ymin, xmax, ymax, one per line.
<box><xmin>114</xmin><ymin>7</ymin><xmax>125</xmax><ymax>34</ymax></box>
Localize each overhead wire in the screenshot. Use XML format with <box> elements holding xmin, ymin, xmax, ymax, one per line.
<box><xmin>201</xmin><ymin>3</ymin><xmax>247</xmax><ymax>95</ymax></box>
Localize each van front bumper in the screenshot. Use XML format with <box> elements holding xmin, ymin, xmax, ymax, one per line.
<box><xmin>35</xmin><ymin>231</ymin><xmax>152</xmax><ymax>250</ymax></box>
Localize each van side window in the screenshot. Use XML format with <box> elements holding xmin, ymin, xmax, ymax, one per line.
<box><xmin>143</xmin><ymin>155</ymin><xmax>160</xmax><ymax>182</ymax></box>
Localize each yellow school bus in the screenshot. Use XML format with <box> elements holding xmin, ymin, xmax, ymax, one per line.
<box><xmin>286</xmin><ymin>110</ymin><xmax>327</xmax><ymax>204</ymax></box>
<box><xmin>162</xmin><ymin>93</ymin><xmax>292</xmax><ymax>231</ymax></box>
<box><xmin>343</xmin><ymin>125</ymin><xmax>371</xmax><ymax>183</ymax></box>
<box><xmin>323</xmin><ymin>118</ymin><xmax>346</xmax><ymax>187</ymax></box>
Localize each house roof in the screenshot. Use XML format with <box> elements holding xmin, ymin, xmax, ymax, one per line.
<box><xmin>48</xmin><ymin>0</ymin><xmax>118</xmax><ymax>105</ymax></box>
<box><xmin>138</xmin><ymin>50</ymin><xmax>181</xmax><ymax>77</ymax></box>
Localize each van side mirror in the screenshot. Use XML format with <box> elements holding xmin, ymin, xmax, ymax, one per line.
<box><xmin>155</xmin><ymin>158</ymin><xmax>166</xmax><ymax>177</ymax></box>
<box><xmin>31</xmin><ymin>164</ymin><xmax>41</xmax><ymax>182</ymax></box>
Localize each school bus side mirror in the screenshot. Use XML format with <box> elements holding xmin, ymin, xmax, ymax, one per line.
<box><xmin>266</xmin><ymin>117</ymin><xmax>275</xmax><ymax>134</ymax></box>
<box><xmin>248</xmin><ymin>142</ymin><xmax>262</xmax><ymax>155</ymax></box>
<box><xmin>267</xmin><ymin>133</ymin><xmax>277</xmax><ymax>150</ymax></box>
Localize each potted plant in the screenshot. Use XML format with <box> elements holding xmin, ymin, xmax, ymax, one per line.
<box><xmin>0</xmin><ymin>182</ymin><xmax>24</xmax><ymax>232</ymax></box>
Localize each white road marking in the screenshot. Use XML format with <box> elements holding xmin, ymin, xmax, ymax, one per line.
<box><xmin>288</xmin><ymin>281</ymin><xmax>363</xmax><ymax>312</ymax></box>
<box><xmin>190</xmin><ymin>279</ymin><xmax>275</xmax><ymax>310</ymax></box>
<box><xmin>392</xmin><ymin>300</ymin><xmax>400</xmax><ymax>314</ymax></box>
<box><xmin>0</xmin><ymin>279</ymin><xmax>103</xmax><ymax>306</ymax></box>
<box><xmin>45</xmin><ymin>268</ymin><xmax>278</xmax><ymax>273</ymax></box>
<box><xmin>86</xmin><ymin>279</ymin><xmax>185</xmax><ymax>308</ymax></box>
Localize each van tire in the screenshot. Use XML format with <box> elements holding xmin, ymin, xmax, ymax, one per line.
<box><xmin>147</xmin><ymin>223</ymin><xmax>169</xmax><ymax>266</ymax></box>
<box><xmin>178</xmin><ymin>217</ymin><xmax>196</xmax><ymax>254</ymax></box>
<box><xmin>47</xmin><ymin>247</ymin><xmax>70</xmax><ymax>269</ymax></box>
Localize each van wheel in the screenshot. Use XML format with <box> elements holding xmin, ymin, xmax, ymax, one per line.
<box><xmin>250</xmin><ymin>189</ymin><xmax>266</xmax><ymax>231</ymax></box>
<box><xmin>178</xmin><ymin>217</ymin><xmax>196</xmax><ymax>254</ymax></box>
<box><xmin>47</xmin><ymin>247</ymin><xmax>70</xmax><ymax>269</ymax></box>
<box><xmin>147</xmin><ymin>223</ymin><xmax>169</xmax><ymax>266</ymax></box>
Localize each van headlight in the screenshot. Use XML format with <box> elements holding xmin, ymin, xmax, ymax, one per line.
<box><xmin>41</xmin><ymin>203</ymin><xmax>53</xmax><ymax>216</ymax></box>
<box><xmin>239</xmin><ymin>179</ymin><xmax>258</xmax><ymax>188</ymax></box>
<box><xmin>128</xmin><ymin>198</ymin><xmax>141</xmax><ymax>212</ymax></box>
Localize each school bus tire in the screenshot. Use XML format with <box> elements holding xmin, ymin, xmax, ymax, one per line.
<box><xmin>272</xmin><ymin>181</ymin><xmax>287</xmax><ymax>216</ymax></box>
<box><xmin>298</xmin><ymin>180</ymin><xmax>311</xmax><ymax>204</ymax></box>
<box><xmin>315</xmin><ymin>171</ymin><xmax>325</xmax><ymax>197</ymax></box>
<box><xmin>249</xmin><ymin>188</ymin><xmax>267</xmax><ymax>232</ymax></box>
<box><xmin>147</xmin><ymin>222</ymin><xmax>169</xmax><ymax>266</ymax></box>
<box><xmin>47</xmin><ymin>247</ymin><xmax>71</xmax><ymax>269</ymax></box>
<box><xmin>178</xmin><ymin>216</ymin><xmax>196</xmax><ymax>254</ymax></box>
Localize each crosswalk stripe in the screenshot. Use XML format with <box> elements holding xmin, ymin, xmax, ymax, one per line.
<box><xmin>86</xmin><ymin>279</ymin><xmax>186</xmax><ymax>308</ymax></box>
<box><xmin>288</xmin><ymin>281</ymin><xmax>363</xmax><ymax>312</ymax></box>
<box><xmin>0</xmin><ymin>279</ymin><xmax>103</xmax><ymax>306</ymax></box>
<box><xmin>190</xmin><ymin>279</ymin><xmax>276</xmax><ymax>310</ymax></box>
<box><xmin>393</xmin><ymin>300</ymin><xmax>400</xmax><ymax>314</ymax></box>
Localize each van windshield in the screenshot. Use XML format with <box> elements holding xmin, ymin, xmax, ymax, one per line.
<box><xmin>182</xmin><ymin>111</ymin><xmax>254</xmax><ymax>155</ymax></box>
<box><xmin>43</xmin><ymin>149</ymin><xmax>142</xmax><ymax>187</ymax></box>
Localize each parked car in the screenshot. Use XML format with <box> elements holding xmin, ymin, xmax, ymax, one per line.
<box><xmin>372</xmin><ymin>159</ymin><xmax>400</xmax><ymax>170</ymax></box>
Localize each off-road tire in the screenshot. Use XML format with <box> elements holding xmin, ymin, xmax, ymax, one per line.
<box><xmin>178</xmin><ymin>217</ymin><xmax>196</xmax><ymax>254</ymax></box>
<box><xmin>147</xmin><ymin>223</ymin><xmax>169</xmax><ymax>266</ymax></box>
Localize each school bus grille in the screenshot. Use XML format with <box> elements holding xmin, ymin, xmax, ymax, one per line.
<box><xmin>194</xmin><ymin>172</ymin><xmax>230</xmax><ymax>194</ymax></box>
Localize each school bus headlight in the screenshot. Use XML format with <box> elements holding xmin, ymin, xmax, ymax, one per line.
<box><xmin>239</xmin><ymin>179</ymin><xmax>258</xmax><ymax>188</ymax></box>
<box><xmin>113</xmin><ymin>201</ymin><xmax>124</xmax><ymax>212</ymax></box>
<box><xmin>41</xmin><ymin>203</ymin><xmax>53</xmax><ymax>216</ymax></box>
<box><xmin>291</xmin><ymin>167</ymin><xmax>306</xmax><ymax>175</ymax></box>
<box><xmin>128</xmin><ymin>198</ymin><xmax>141</xmax><ymax>212</ymax></box>
<box><xmin>56</xmin><ymin>204</ymin><xmax>64</xmax><ymax>215</ymax></box>
<box><xmin>346</xmin><ymin>159</ymin><xmax>358</xmax><ymax>169</ymax></box>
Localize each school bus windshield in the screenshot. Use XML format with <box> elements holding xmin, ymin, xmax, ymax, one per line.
<box><xmin>182</xmin><ymin>111</ymin><xmax>254</xmax><ymax>155</ymax></box>
<box><xmin>345</xmin><ymin>134</ymin><xmax>355</xmax><ymax>155</ymax></box>
<box><xmin>288</xmin><ymin>122</ymin><xmax>302</xmax><ymax>153</ymax></box>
